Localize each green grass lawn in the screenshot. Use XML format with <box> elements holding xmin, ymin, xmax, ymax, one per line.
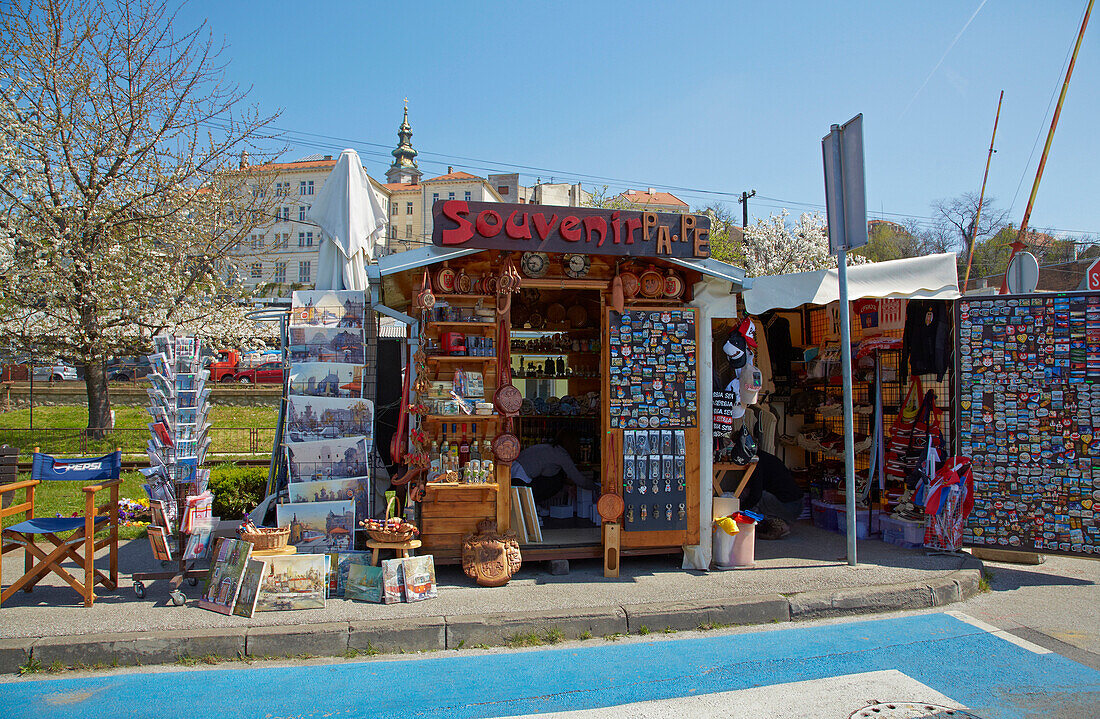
<box><xmin>0</xmin><ymin>406</ymin><xmax>278</xmax><ymax>457</ymax></box>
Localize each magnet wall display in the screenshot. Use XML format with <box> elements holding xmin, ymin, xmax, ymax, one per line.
<box><xmin>956</xmin><ymin>291</ymin><xmax>1100</xmax><ymax>558</ymax></box>
<box><xmin>607</xmin><ymin>309</ymin><xmax>697</xmax><ymax>429</ymax></box>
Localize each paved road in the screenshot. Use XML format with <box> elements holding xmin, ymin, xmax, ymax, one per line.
<box><xmin>2</xmin><ymin>612</ymin><xmax>1097</xmax><ymax>719</ymax></box>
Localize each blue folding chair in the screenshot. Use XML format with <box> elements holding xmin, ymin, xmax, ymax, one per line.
<box><xmin>1</xmin><ymin>451</ymin><xmax>122</xmax><ymax>607</ymax></box>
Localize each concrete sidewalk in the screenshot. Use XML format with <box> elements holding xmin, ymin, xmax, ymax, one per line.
<box><xmin>0</xmin><ymin>525</ymin><xmax>982</xmax><ymax>673</ymax></box>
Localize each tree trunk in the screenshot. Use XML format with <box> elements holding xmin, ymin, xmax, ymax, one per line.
<box><xmin>85</xmin><ymin>362</ymin><xmax>111</xmax><ymax>441</ymax></box>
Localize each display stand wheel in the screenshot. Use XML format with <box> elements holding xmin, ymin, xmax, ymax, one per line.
<box><xmin>169</xmin><ymin>590</ymin><xmax>186</xmax><ymax>607</ymax></box>
<box><xmin>132</xmin><ymin>581</ymin><xmax>146</xmax><ymax>599</ymax></box>
<box><xmin>187</xmin><ymin>577</ymin><xmax>198</xmax><ymax>587</ymax></box>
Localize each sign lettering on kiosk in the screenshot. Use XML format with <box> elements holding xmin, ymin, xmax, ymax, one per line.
<box><xmin>432</xmin><ymin>200</ymin><xmax>710</xmax><ymax>259</ymax></box>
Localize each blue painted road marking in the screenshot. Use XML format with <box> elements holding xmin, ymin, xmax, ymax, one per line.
<box><xmin>2</xmin><ymin>613</ymin><xmax>1098</xmax><ymax>719</ymax></box>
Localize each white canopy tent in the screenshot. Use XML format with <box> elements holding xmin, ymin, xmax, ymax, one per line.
<box><xmin>310</xmin><ymin>149</ymin><xmax>388</xmax><ymax>291</ymax></box>
<box><xmin>741</xmin><ymin>253</ymin><xmax>960</xmax><ymax>315</ymax></box>
<box><xmin>683</xmin><ymin>253</ymin><xmax>960</xmax><ymax>570</ymax></box>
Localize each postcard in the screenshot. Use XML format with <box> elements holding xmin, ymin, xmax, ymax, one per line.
<box><xmin>285</xmin><ymin>396</ymin><xmax>374</xmax><ymax>445</ymax></box>
<box><xmin>255</xmin><ymin>553</ymin><xmax>327</xmax><ymax>611</ymax></box>
<box><xmin>150</xmin><ymin>499</ymin><xmax>173</xmax><ymax>533</ymax></box>
<box><xmin>232</xmin><ymin>559</ymin><xmax>267</xmax><ymax>618</ymax></box>
<box><xmin>276</xmin><ymin>500</ymin><xmax>355</xmax><ymax>552</ymax></box>
<box><xmin>289</xmin><ymin>362</ymin><xmax>364</xmax><ymax>398</ymax></box>
<box><xmin>198</xmin><ymin>538</ymin><xmax>253</xmax><ymax>616</ymax></box>
<box><xmin>345</xmin><ymin>563</ymin><xmax>384</xmax><ymax>603</ymax></box>
<box><xmin>289</xmin><ymin>327</ymin><xmax>365</xmax><ymax>364</ymax></box>
<box><xmin>291</xmin><ymin>290</ymin><xmax>365</xmax><ymax>328</ymax></box>
<box><xmin>286</xmin><ymin>436</ymin><xmax>368</xmax><ymax>483</ymax></box>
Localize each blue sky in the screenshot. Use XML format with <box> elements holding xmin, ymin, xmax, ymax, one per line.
<box><xmin>181</xmin><ymin>1</ymin><xmax>1098</xmax><ymax>239</ymax></box>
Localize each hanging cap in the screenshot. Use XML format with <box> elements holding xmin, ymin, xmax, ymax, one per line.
<box><xmin>723</xmin><ymin>331</ymin><xmax>747</xmax><ymax>369</ymax></box>
<box><xmin>738</xmin><ymin>317</ymin><xmax>757</xmax><ymax>350</ymax></box>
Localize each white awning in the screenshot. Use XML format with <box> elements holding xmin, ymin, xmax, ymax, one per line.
<box><xmin>741</xmin><ymin>253</ymin><xmax>960</xmax><ymax>315</ymax></box>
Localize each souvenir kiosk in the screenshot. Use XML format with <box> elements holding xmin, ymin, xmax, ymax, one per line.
<box><xmin>690</xmin><ymin>254</ymin><xmax>962</xmax><ymax>567</ymax></box>
<box><xmin>371</xmin><ymin>200</ymin><xmax>747</xmax><ymax>572</ymax></box>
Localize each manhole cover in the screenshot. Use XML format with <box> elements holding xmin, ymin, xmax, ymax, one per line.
<box><xmin>849</xmin><ymin>702</ymin><xmax>985</xmax><ymax>719</ymax></box>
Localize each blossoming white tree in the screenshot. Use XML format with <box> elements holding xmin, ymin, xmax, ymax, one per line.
<box><xmin>0</xmin><ymin>0</ymin><xmax>282</xmax><ymax>436</ymax></box>
<box><xmin>741</xmin><ymin>209</ymin><xmax>867</xmax><ymax>277</ymax></box>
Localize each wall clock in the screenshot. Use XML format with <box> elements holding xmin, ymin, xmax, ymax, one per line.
<box><xmin>520</xmin><ymin>252</ymin><xmax>549</xmax><ymax>278</ymax></box>
<box><xmin>564</xmin><ymin>253</ymin><xmax>591</xmax><ymax>279</ymax></box>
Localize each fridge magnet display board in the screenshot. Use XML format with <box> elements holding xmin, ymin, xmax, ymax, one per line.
<box><xmin>607</xmin><ymin>309</ymin><xmax>697</xmax><ymax>429</ymax></box>
<box><xmin>956</xmin><ymin>292</ymin><xmax>1100</xmax><ymax>558</ymax></box>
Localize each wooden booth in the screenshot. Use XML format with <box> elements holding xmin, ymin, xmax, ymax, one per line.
<box><xmin>372</xmin><ymin>201</ymin><xmax>748</xmax><ymax>572</ymax></box>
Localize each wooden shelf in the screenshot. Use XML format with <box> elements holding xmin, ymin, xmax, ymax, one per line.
<box><xmin>425</xmin><ymin>321</ymin><xmax>496</xmax><ymax>330</ymax></box>
<box><xmin>426</xmin><ymin>355</ymin><xmax>497</xmax><ymax>363</ymax></box>
<box><xmin>514</xmin><ymin>375</ymin><xmax>599</xmax><ymax>381</ymax></box>
<box><xmin>432</xmin><ymin>294</ymin><xmax>494</xmax><ymax>301</ymax></box>
<box><xmin>518</xmin><ymin>414</ymin><xmax>599</xmax><ymax>420</ymax></box>
<box><xmin>511</xmin><ymin>351</ymin><xmax>599</xmax><ymax>357</ymax></box>
<box><xmin>421</xmin><ymin>414</ymin><xmax>501</xmax><ymax>423</ymax></box>
<box><xmin>426</xmin><ymin>482</ymin><xmax>499</xmax><ymax>489</ymax></box>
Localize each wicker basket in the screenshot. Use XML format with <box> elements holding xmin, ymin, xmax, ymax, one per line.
<box><xmin>368</xmin><ymin>527</ymin><xmax>418</xmax><ymax>543</ymax></box>
<box><xmin>240</xmin><ymin>526</ymin><xmax>290</xmax><ymax>551</ymax></box>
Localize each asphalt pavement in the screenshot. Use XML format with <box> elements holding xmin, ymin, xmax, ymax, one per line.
<box><xmin>2</xmin><ymin>612</ymin><xmax>1097</xmax><ymax>719</ymax></box>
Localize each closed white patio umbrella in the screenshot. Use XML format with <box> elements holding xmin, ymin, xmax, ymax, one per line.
<box><xmin>310</xmin><ymin>149</ymin><xmax>387</xmax><ymax>290</ymax></box>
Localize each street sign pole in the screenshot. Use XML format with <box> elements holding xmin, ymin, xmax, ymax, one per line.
<box><xmin>823</xmin><ymin>116</ymin><xmax>868</xmax><ymax>567</ymax></box>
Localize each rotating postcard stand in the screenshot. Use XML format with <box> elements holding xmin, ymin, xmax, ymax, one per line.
<box><xmin>132</xmin><ymin>335</ymin><xmax>213</xmax><ymax>605</ymax></box>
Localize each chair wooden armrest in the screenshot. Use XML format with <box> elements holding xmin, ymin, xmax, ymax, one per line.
<box><xmin>82</xmin><ymin>477</ymin><xmax>123</xmax><ymax>494</ymax></box>
<box><xmin>0</xmin><ymin>479</ymin><xmax>40</xmax><ymax>494</ymax></box>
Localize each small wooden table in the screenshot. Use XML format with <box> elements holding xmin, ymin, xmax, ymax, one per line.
<box><xmin>366</xmin><ymin>539</ymin><xmax>422</xmax><ymax>566</ymax></box>
<box><xmin>713</xmin><ymin>461</ymin><xmax>758</xmax><ymax>498</ymax></box>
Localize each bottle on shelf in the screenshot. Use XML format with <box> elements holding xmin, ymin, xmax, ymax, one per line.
<box><xmin>459</xmin><ymin>423</ymin><xmax>470</xmax><ymax>468</ymax></box>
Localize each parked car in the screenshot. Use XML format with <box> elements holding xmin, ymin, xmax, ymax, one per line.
<box><xmin>233</xmin><ymin>361</ymin><xmax>285</xmax><ymax>384</ymax></box>
<box><xmin>31</xmin><ymin>362</ymin><xmax>79</xmax><ymax>382</ymax></box>
<box><xmin>106</xmin><ymin>356</ymin><xmax>153</xmax><ymax>382</ymax></box>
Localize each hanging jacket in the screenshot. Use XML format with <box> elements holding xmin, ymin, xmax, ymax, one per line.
<box><xmin>763</xmin><ymin>313</ymin><xmax>794</xmax><ymax>387</ymax></box>
<box><xmin>901</xmin><ymin>299</ymin><xmax>952</xmax><ymax>382</ymax></box>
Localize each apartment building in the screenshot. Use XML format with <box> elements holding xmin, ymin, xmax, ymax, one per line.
<box><xmin>232</xmin><ymin>106</ymin><xmax>592</xmax><ymax>294</ymax></box>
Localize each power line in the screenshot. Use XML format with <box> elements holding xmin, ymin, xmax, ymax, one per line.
<box><xmin>198</xmin><ymin>117</ymin><xmax>1100</xmax><ymax>240</ymax></box>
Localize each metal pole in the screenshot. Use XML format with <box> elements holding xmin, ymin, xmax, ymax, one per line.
<box><xmin>28</xmin><ymin>359</ymin><xmax>33</xmax><ymax>430</ymax></box>
<box><xmin>738</xmin><ymin>190</ymin><xmax>756</xmax><ymax>228</ymax></box>
<box><xmin>1001</xmin><ymin>0</ymin><xmax>1093</xmax><ymax>293</ymax></box>
<box><xmin>962</xmin><ymin>90</ymin><xmax>1004</xmax><ymax>291</ymax></box>
<box><xmin>838</xmin><ymin>252</ymin><xmax>857</xmax><ymax>565</ymax></box>
<box><xmin>827</xmin><ymin>123</ymin><xmax>858</xmax><ymax>566</ymax></box>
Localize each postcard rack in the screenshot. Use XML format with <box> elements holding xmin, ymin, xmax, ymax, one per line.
<box><xmin>132</xmin><ymin>335</ymin><xmax>213</xmax><ymax>605</ymax></box>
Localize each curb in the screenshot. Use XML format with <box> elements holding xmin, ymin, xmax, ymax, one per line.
<box><xmin>4</xmin><ymin>564</ymin><xmax>986</xmax><ymax>675</ymax></box>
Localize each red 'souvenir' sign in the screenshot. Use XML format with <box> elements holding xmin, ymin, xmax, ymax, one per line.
<box><xmin>431</xmin><ymin>200</ymin><xmax>710</xmax><ymax>259</ymax></box>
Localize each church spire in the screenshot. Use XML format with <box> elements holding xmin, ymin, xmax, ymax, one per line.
<box><xmin>386</xmin><ymin>100</ymin><xmax>421</xmax><ymax>184</ymax></box>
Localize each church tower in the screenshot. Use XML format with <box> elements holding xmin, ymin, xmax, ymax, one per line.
<box><xmin>386</xmin><ymin>103</ymin><xmax>422</xmax><ymax>185</ymax></box>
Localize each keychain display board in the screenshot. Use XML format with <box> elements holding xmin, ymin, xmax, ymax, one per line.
<box><xmin>622</xmin><ymin>429</ymin><xmax>689</xmax><ymax>530</ymax></box>
<box><xmin>956</xmin><ymin>291</ymin><xmax>1100</xmax><ymax>557</ymax></box>
<box><xmin>607</xmin><ymin>309</ymin><xmax>697</xmax><ymax>429</ymax></box>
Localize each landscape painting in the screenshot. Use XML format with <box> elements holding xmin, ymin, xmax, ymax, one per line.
<box><xmin>286</xmin><ymin>396</ymin><xmax>373</xmax><ymax>444</ymax></box>
<box><xmin>254</xmin><ymin>554</ymin><xmax>327</xmax><ymax>612</ymax></box>
<box><xmin>286</xmin><ymin>436</ymin><xmax>368</xmax><ymax>483</ymax></box>
<box><xmin>287</xmin><ymin>477</ymin><xmax>363</xmax><ymax>504</ymax></box>
<box><xmin>289</xmin><ymin>327</ymin><xmax>365</xmax><ymax>364</ymax></box>
<box><xmin>276</xmin><ymin>500</ymin><xmax>355</xmax><ymax>552</ymax></box>
<box><xmin>290</xmin><ymin>290</ymin><xmax>365</xmax><ymax>329</ymax></box>
<box><xmin>289</xmin><ymin>362</ymin><xmax>363</xmax><ymax>398</ymax></box>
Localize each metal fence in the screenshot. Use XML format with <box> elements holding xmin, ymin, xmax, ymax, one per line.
<box><xmin>0</xmin><ymin>427</ymin><xmax>276</xmax><ymax>458</ymax></box>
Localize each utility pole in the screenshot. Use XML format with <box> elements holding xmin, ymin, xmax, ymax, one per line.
<box><xmin>1002</xmin><ymin>0</ymin><xmax>1093</xmax><ymax>293</ymax></box>
<box><xmin>737</xmin><ymin>189</ymin><xmax>756</xmax><ymax>227</ymax></box>
<box><xmin>962</xmin><ymin>90</ymin><xmax>1004</xmax><ymax>292</ymax></box>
